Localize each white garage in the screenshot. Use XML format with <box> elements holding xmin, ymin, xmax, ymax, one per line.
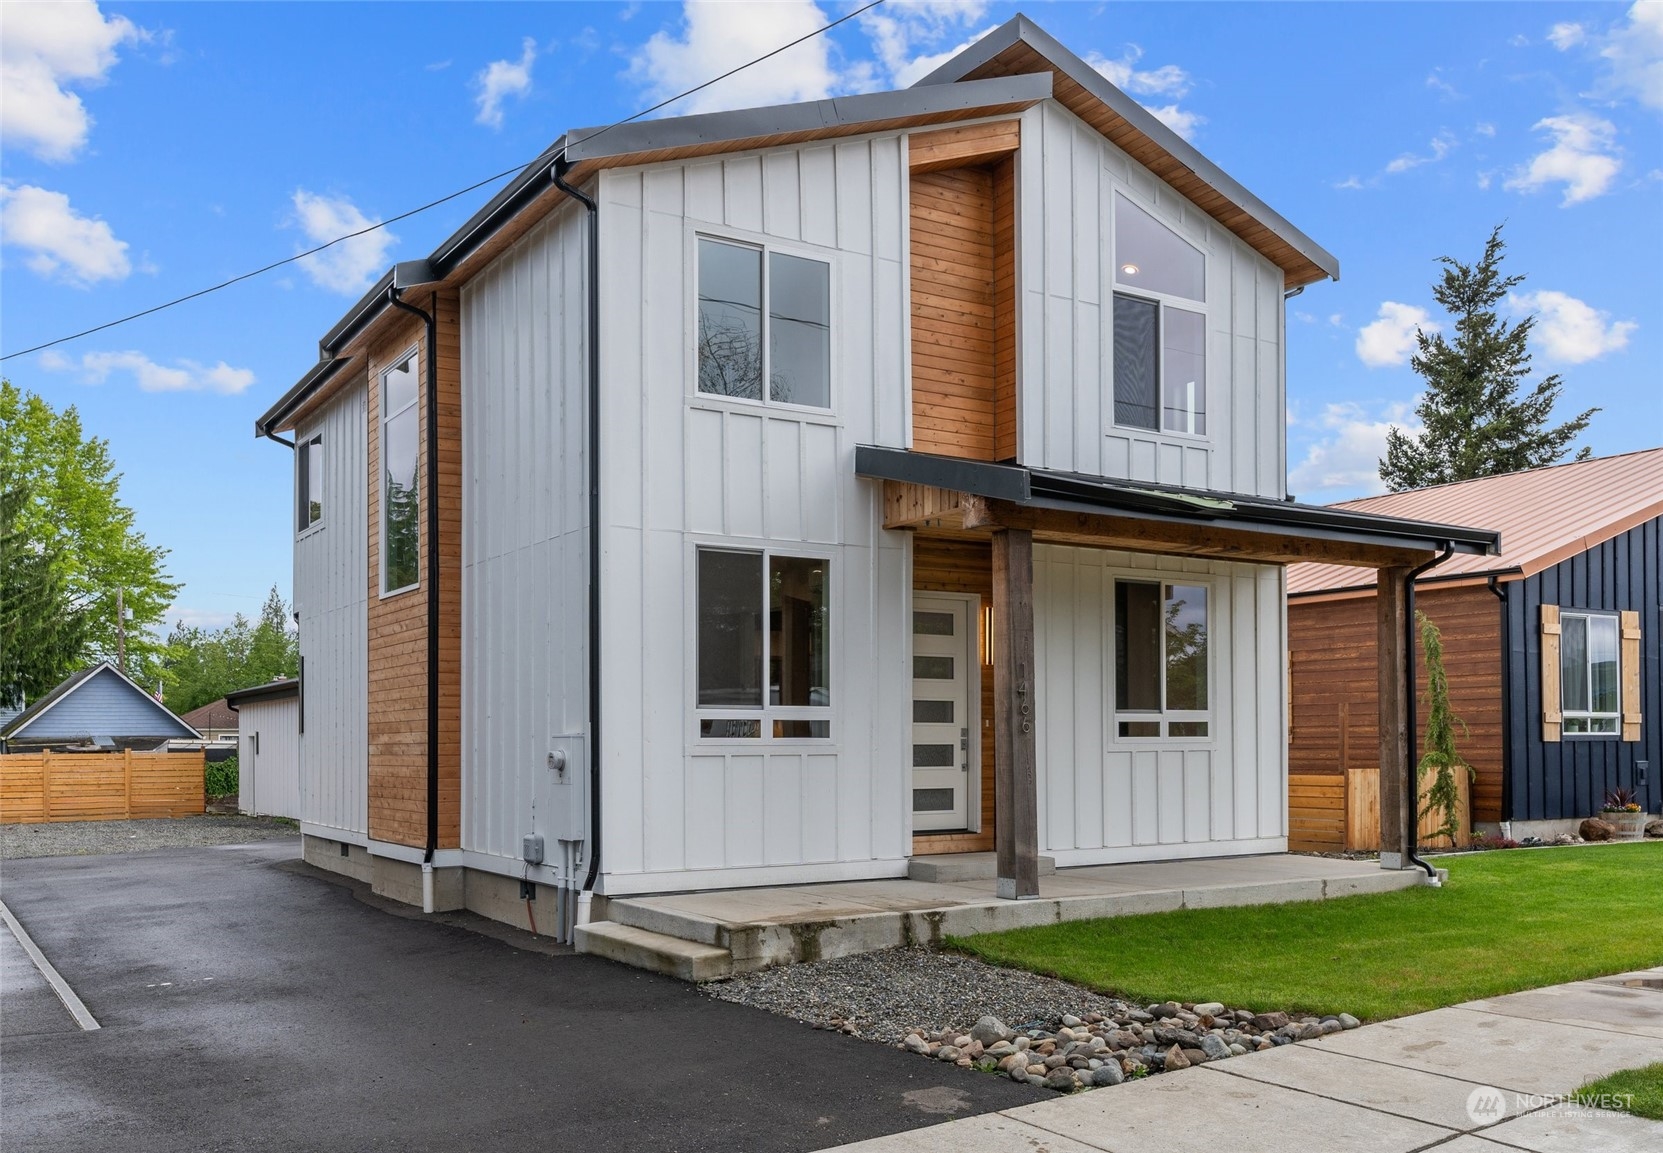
<box><xmin>228</xmin><ymin>679</ymin><xmax>300</xmax><ymax>819</ymax></box>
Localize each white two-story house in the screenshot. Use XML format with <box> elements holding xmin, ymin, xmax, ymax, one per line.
<box><xmin>257</xmin><ymin>15</ymin><xmax>1496</xmax><ymax>947</ymax></box>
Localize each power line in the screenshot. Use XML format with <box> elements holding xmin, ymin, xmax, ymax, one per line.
<box><xmin>1</xmin><ymin>0</ymin><xmax>887</xmax><ymax>363</ymax></box>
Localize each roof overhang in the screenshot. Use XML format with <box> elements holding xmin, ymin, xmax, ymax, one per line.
<box><xmin>857</xmin><ymin>446</ymin><xmax>1500</xmax><ymax>569</ymax></box>
<box><xmin>225</xmin><ymin>679</ymin><xmax>300</xmax><ymax>708</ymax></box>
<box><xmin>914</xmin><ymin>15</ymin><xmax>1339</xmax><ymax>289</ymax></box>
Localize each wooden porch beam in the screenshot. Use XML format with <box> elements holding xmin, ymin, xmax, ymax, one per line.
<box><xmin>882</xmin><ymin>481</ymin><xmax>966</xmax><ymax>531</ymax></box>
<box><xmin>963</xmin><ymin>497</ymin><xmax>1429</xmax><ymax>569</ymax></box>
<box><xmin>993</xmin><ymin>528</ymin><xmax>1039</xmax><ymax>899</ymax></box>
<box><xmin>1376</xmin><ymin>566</ymin><xmax>1411</xmax><ymax>869</ymax></box>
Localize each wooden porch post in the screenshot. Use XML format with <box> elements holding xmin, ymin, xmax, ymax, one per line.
<box><xmin>993</xmin><ymin>528</ymin><xmax>1039</xmax><ymax>899</ymax></box>
<box><xmin>1377</xmin><ymin>566</ymin><xmax>1410</xmax><ymax>869</ymax></box>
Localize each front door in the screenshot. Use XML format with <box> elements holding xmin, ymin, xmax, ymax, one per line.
<box><xmin>911</xmin><ymin>595</ymin><xmax>973</xmax><ymax>831</ymax></box>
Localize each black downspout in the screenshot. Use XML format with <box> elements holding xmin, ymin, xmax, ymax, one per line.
<box><xmin>387</xmin><ymin>288</ymin><xmax>441</xmax><ymax>870</ymax></box>
<box><xmin>1487</xmin><ymin>575</ymin><xmax>1509</xmax><ymax>829</ymax></box>
<box><xmin>263</xmin><ymin>427</ymin><xmax>297</xmax><ymax>449</ymax></box>
<box><xmin>552</xmin><ymin>157</ymin><xmax>603</xmax><ymax>894</ymax></box>
<box><xmin>1403</xmin><ymin>543</ymin><xmax>1455</xmax><ymax>881</ymax></box>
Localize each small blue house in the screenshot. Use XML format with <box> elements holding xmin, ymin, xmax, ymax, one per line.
<box><xmin>0</xmin><ymin>663</ymin><xmax>200</xmax><ymax>753</ymax></box>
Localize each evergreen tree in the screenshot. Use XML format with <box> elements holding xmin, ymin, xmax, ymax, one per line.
<box><xmin>161</xmin><ymin>586</ymin><xmax>298</xmax><ymax>713</ymax></box>
<box><xmin>1380</xmin><ymin>225</ymin><xmax>1595</xmax><ymax>491</ymax></box>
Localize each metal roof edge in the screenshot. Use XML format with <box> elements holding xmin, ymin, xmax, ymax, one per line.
<box><xmin>225</xmin><ymin>679</ymin><xmax>300</xmax><ymax>707</ymax></box>
<box><xmin>913</xmin><ymin>13</ymin><xmax>1340</xmax><ymax>282</ymax></box>
<box><xmin>564</xmin><ymin>73</ymin><xmax>1051</xmax><ymax>163</ymax></box>
<box><xmin>256</xmin><ymin>354</ymin><xmax>356</xmax><ymax>438</ymax></box>
<box><xmin>854</xmin><ymin>444</ymin><xmax>1031</xmax><ymax>502</ymax></box>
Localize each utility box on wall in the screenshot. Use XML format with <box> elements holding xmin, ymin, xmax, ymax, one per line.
<box><xmin>543</xmin><ymin>734</ymin><xmax>588</xmax><ymax>869</ymax></box>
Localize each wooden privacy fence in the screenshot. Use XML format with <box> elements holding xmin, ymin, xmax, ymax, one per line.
<box><xmin>0</xmin><ymin>750</ymin><xmax>205</xmax><ymax>824</ymax></box>
<box><xmin>1289</xmin><ymin>767</ymin><xmax>1470</xmax><ymax>853</ymax></box>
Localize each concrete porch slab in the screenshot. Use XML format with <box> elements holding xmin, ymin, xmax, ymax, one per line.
<box><xmin>588</xmin><ymin>853</ymin><xmax>1427</xmax><ymax>975</ymax></box>
<box><xmin>906</xmin><ymin>852</ymin><xmax>1056</xmax><ymax>883</ymax></box>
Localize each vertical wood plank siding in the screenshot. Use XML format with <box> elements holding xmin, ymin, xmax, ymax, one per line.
<box><xmin>1507</xmin><ymin>514</ymin><xmax>1662</xmax><ymax>820</ymax></box>
<box><xmin>1288</xmin><ymin>585</ymin><xmax>1505</xmax><ymax>824</ymax></box>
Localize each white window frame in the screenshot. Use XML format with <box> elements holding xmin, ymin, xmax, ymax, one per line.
<box><xmin>1111</xmin><ymin>576</ymin><xmax>1215</xmax><ymax>743</ymax></box>
<box><xmin>296</xmin><ymin>432</ymin><xmax>324</xmax><ymax>535</ymax></box>
<box><xmin>1560</xmin><ymin>609</ymin><xmax>1621</xmax><ymax>737</ymax></box>
<box><xmin>691</xmin><ymin>230</ymin><xmax>835</xmax><ymax>415</ymax></box>
<box><xmin>692</xmin><ymin>544</ymin><xmax>833</xmax><ymax>744</ymax></box>
<box><xmin>1109</xmin><ymin>193</ymin><xmax>1209</xmax><ymax>441</ymax></box>
<box><xmin>379</xmin><ymin>348</ymin><xmax>421</xmax><ymax>598</ymax></box>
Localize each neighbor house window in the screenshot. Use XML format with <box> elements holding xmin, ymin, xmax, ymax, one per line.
<box><xmin>697</xmin><ymin>237</ymin><xmax>830</xmax><ymax>408</ymax></box>
<box><xmin>1113</xmin><ymin>194</ymin><xmax>1206</xmax><ymax>436</ymax></box>
<box><xmin>380</xmin><ymin>353</ymin><xmax>420</xmax><ymax>595</ymax></box>
<box><xmin>697</xmin><ymin>548</ymin><xmax>829</xmax><ymax>739</ymax></box>
<box><xmin>1114</xmin><ymin>580</ymin><xmax>1209</xmax><ymax>738</ymax></box>
<box><xmin>1560</xmin><ymin>611</ymin><xmax>1620</xmax><ymax>735</ymax></box>
<box><xmin>297</xmin><ymin>434</ymin><xmax>323</xmax><ymax>531</ymax></box>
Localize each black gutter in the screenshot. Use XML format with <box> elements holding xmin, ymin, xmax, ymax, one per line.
<box><xmin>387</xmin><ymin>288</ymin><xmax>442</xmax><ymax>868</ymax></box>
<box><xmin>552</xmin><ymin>156</ymin><xmax>603</xmax><ymax>894</ymax></box>
<box><xmin>1403</xmin><ymin>543</ymin><xmax>1454</xmax><ymax>881</ymax></box>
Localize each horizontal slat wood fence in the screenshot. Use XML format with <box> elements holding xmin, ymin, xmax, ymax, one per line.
<box><xmin>0</xmin><ymin>750</ymin><xmax>205</xmax><ymax>824</ymax></box>
<box><xmin>1289</xmin><ymin>767</ymin><xmax>1470</xmax><ymax>852</ymax></box>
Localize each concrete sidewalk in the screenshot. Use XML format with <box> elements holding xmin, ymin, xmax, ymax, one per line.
<box><xmin>821</xmin><ymin>968</ymin><xmax>1663</xmax><ymax>1153</ymax></box>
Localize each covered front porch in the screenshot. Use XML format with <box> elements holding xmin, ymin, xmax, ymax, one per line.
<box><xmin>579</xmin><ymin>852</ymin><xmax>1429</xmax><ymax>980</ymax></box>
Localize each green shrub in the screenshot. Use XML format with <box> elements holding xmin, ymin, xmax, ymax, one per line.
<box><xmin>206</xmin><ymin>754</ymin><xmax>238</xmax><ymax>798</ymax></box>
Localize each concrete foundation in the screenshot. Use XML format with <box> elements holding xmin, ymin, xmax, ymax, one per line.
<box><xmin>301</xmin><ymin>834</ymin><xmax>373</xmax><ymax>884</ymax></box>
<box><xmin>463</xmin><ymin>869</ymin><xmax>565</xmax><ymax>934</ymax></box>
<box><xmin>370</xmin><ymin>856</ymin><xmax>464</xmax><ymax>911</ymax></box>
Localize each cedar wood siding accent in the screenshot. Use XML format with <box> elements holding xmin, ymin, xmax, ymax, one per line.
<box><xmin>1288</xmin><ymin>584</ymin><xmax>1504</xmax><ymax>824</ymax></box>
<box><xmin>912</xmin><ymin>537</ymin><xmax>996</xmax><ymax>854</ymax></box>
<box><xmin>366</xmin><ymin>293</ymin><xmax>462</xmax><ymax>848</ymax></box>
<box><xmin>1506</xmin><ymin>513</ymin><xmax>1662</xmax><ymax>821</ymax></box>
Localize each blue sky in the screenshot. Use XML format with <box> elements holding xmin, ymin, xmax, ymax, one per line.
<box><xmin>2</xmin><ymin>1</ymin><xmax>1659</xmax><ymax>630</ymax></box>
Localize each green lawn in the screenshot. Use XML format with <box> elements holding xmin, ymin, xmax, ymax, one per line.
<box><xmin>950</xmin><ymin>842</ymin><xmax>1663</xmax><ymax>1021</ymax></box>
<box><xmin>1577</xmin><ymin>1064</ymin><xmax>1663</xmax><ymax>1121</ymax></box>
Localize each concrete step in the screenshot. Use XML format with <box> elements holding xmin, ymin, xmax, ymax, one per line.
<box><xmin>907</xmin><ymin>852</ymin><xmax>1056</xmax><ymax>883</ymax></box>
<box><xmin>574</xmin><ymin>922</ymin><xmax>733</xmax><ymax>982</ymax></box>
<box><xmin>601</xmin><ymin>897</ymin><xmax>726</xmax><ymax>946</ymax></box>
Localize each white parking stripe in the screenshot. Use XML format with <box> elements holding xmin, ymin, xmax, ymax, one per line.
<box><xmin>0</xmin><ymin>898</ymin><xmax>100</xmax><ymax>1032</ymax></box>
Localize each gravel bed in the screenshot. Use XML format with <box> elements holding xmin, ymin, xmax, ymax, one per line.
<box><xmin>1</xmin><ymin>815</ymin><xmax>299</xmax><ymax>859</ymax></box>
<box><xmin>706</xmin><ymin>946</ymin><xmax>1133</xmax><ymax>1044</ymax></box>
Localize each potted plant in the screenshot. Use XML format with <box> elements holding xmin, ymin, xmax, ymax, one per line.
<box><xmin>1601</xmin><ymin>787</ymin><xmax>1647</xmax><ymax>840</ymax></box>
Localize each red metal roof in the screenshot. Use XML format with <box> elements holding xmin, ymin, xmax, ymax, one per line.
<box><xmin>1287</xmin><ymin>448</ymin><xmax>1663</xmax><ymax>597</ymax></box>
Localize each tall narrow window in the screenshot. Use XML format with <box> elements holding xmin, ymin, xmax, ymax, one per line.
<box><xmin>1114</xmin><ymin>580</ymin><xmax>1210</xmax><ymax>738</ymax></box>
<box><xmin>697</xmin><ymin>238</ymin><xmax>830</xmax><ymax>408</ymax></box>
<box><xmin>1560</xmin><ymin>611</ymin><xmax>1620</xmax><ymax>734</ymax></box>
<box><xmin>697</xmin><ymin>549</ymin><xmax>830</xmax><ymax>739</ymax></box>
<box><xmin>381</xmin><ymin>354</ymin><xmax>420</xmax><ymax>595</ymax></box>
<box><xmin>1112</xmin><ymin>194</ymin><xmax>1207</xmax><ymax>437</ymax></box>
<box><xmin>297</xmin><ymin>434</ymin><xmax>323</xmax><ymax>531</ymax></box>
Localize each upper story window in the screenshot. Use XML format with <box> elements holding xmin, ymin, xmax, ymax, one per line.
<box><xmin>1114</xmin><ymin>579</ymin><xmax>1210</xmax><ymax>739</ymax></box>
<box><xmin>1560</xmin><ymin>611</ymin><xmax>1620</xmax><ymax>735</ymax></box>
<box><xmin>297</xmin><ymin>434</ymin><xmax>323</xmax><ymax>532</ymax></box>
<box><xmin>1112</xmin><ymin>195</ymin><xmax>1206</xmax><ymax>437</ymax></box>
<box><xmin>697</xmin><ymin>237</ymin><xmax>830</xmax><ymax>409</ymax></box>
<box><xmin>380</xmin><ymin>353</ymin><xmax>420</xmax><ymax>596</ymax></box>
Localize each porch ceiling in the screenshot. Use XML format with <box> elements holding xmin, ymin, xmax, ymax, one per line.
<box><xmin>857</xmin><ymin>446</ymin><xmax>1501</xmax><ymax>569</ymax></box>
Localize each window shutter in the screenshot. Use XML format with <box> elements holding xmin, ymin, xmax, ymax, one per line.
<box><xmin>1621</xmin><ymin>609</ymin><xmax>1642</xmax><ymax>742</ymax></box>
<box><xmin>1540</xmin><ymin>604</ymin><xmax>1561</xmax><ymax>743</ymax></box>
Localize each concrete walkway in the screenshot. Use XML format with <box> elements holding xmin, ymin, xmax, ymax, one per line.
<box><xmin>821</xmin><ymin>968</ymin><xmax>1663</xmax><ymax>1152</ymax></box>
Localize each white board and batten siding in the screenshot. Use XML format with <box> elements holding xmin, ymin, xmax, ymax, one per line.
<box><xmin>1034</xmin><ymin>546</ymin><xmax>1287</xmax><ymax>865</ymax></box>
<box><xmin>458</xmin><ymin>202</ymin><xmax>592</xmax><ymax>884</ymax></box>
<box><xmin>294</xmin><ymin>383</ymin><xmax>368</xmax><ymax>840</ymax></box>
<box><xmin>238</xmin><ymin>695</ymin><xmax>301</xmax><ymax>819</ymax></box>
<box><xmin>593</xmin><ymin>137</ymin><xmax>914</xmax><ymax>894</ymax></box>
<box><xmin>1017</xmin><ymin>101</ymin><xmax>1287</xmax><ymax>499</ymax></box>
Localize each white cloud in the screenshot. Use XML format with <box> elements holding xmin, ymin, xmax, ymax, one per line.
<box><xmin>1425</xmin><ymin>70</ymin><xmax>1459</xmax><ymax>98</ymax></box>
<box><xmin>1474</xmin><ymin>121</ymin><xmax>1496</xmax><ymax>137</ymax></box>
<box><xmin>46</xmin><ymin>349</ymin><xmax>256</xmax><ymax>394</ymax></box>
<box><xmin>0</xmin><ymin>182</ymin><xmax>130</xmax><ymax>284</ymax></box>
<box><xmin>857</xmin><ymin>1</ymin><xmax>990</xmax><ymax>87</ymax></box>
<box><xmin>1288</xmin><ymin>402</ymin><xmax>1419</xmax><ymax>498</ymax></box>
<box><xmin>1511</xmin><ymin>290</ymin><xmax>1637</xmax><ymax>363</ymax></box>
<box><xmin>474</xmin><ymin>37</ymin><xmax>536</xmax><ymax>128</ymax></box>
<box><xmin>1504</xmin><ymin>114</ymin><xmax>1621</xmax><ymax>204</ymax></box>
<box><xmin>289</xmin><ymin>190</ymin><xmax>396</xmax><ymax>295</ymax></box>
<box><xmin>1085</xmin><ymin>45</ymin><xmax>1204</xmax><ymax>139</ymax></box>
<box><xmin>1355</xmin><ymin>302</ymin><xmax>1436</xmax><ymax>368</ymax></box>
<box><xmin>1548</xmin><ymin>22</ymin><xmax>1586</xmax><ymax>51</ymax></box>
<box><xmin>0</xmin><ymin>0</ymin><xmax>145</xmax><ymax>162</ymax></box>
<box><xmin>1143</xmin><ymin>103</ymin><xmax>1205</xmax><ymax>141</ymax></box>
<box><xmin>1598</xmin><ymin>1</ymin><xmax>1663</xmax><ymax>111</ymax></box>
<box><xmin>1333</xmin><ymin>175</ymin><xmax>1366</xmax><ymax>190</ymax></box>
<box><xmin>628</xmin><ymin>1</ymin><xmax>845</xmax><ymax>115</ymax></box>
<box><xmin>1385</xmin><ymin>130</ymin><xmax>1457</xmax><ymax>173</ymax></box>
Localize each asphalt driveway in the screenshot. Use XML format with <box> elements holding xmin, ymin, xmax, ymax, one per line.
<box><xmin>0</xmin><ymin>840</ymin><xmax>1033</xmax><ymax>1153</ymax></box>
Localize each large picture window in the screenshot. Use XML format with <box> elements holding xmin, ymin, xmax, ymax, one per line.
<box><xmin>1112</xmin><ymin>194</ymin><xmax>1206</xmax><ymax>437</ymax></box>
<box><xmin>380</xmin><ymin>353</ymin><xmax>420</xmax><ymax>595</ymax></box>
<box><xmin>697</xmin><ymin>237</ymin><xmax>830</xmax><ymax>408</ymax></box>
<box><xmin>697</xmin><ymin>548</ymin><xmax>829</xmax><ymax>739</ymax></box>
<box><xmin>1560</xmin><ymin>611</ymin><xmax>1620</xmax><ymax>735</ymax></box>
<box><xmin>1114</xmin><ymin>580</ymin><xmax>1209</xmax><ymax>739</ymax></box>
<box><xmin>297</xmin><ymin>433</ymin><xmax>323</xmax><ymax>532</ymax></box>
